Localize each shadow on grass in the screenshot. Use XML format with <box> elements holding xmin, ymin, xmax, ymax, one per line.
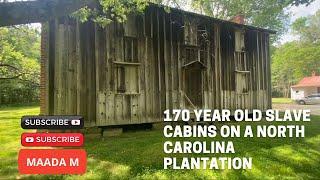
<box><xmin>75</xmin><ymin>117</ymin><xmax>320</xmax><ymax>179</ymax></box>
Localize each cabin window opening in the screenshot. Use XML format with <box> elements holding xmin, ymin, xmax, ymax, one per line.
<box><xmin>199</xmin><ymin>41</ymin><xmax>208</xmax><ymax>64</ymax></box>
<box><xmin>236</xmin><ymin>72</ymin><xmax>250</xmax><ymax>94</ymax></box>
<box><xmin>184</xmin><ymin>19</ymin><xmax>198</xmax><ymax>46</ymax></box>
<box><xmin>115</xmin><ymin>64</ymin><xmax>140</xmax><ymax>94</ymax></box>
<box><xmin>123</xmin><ymin>36</ymin><xmax>138</xmax><ymax>62</ymax></box>
<box><xmin>117</xmin><ymin>67</ymin><xmax>126</xmax><ymax>93</ymax></box>
<box><xmin>183</xmin><ymin>46</ymin><xmax>207</xmax><ymax>68</ymax></box>
<box><xmin>198</xmin><ymin>25</ymin><xmax>209</xmax><ymax>64</ymax></box>
<box><xmin>115</xmin><ymin>36</ymin><xmax>140</xmax><ymax>94</ymax></box>
<box><xmin>185</xmin><ymin>47</ymin><xmax>198</xmax><ymax>64</ymax></box>
<box><xmin>123</xmin><ymin>15</ymin><xmax>138</xmax><ymax>37</ymax></box>
<box><xmin>200</xmin><ymin>49</ymin><xmax>206</xmax><ymax>63</ymax></box>
<box><xmin>235</xmin><ymin>30</ymin><xmax>245</xmax><ymax>52</ymax></box>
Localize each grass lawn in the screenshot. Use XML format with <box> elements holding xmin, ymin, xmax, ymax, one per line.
<box><xmin>272</xmin><ymin>98</ymin><xmax>293</xmax><ymax>104</ymax></box>
<box><xmin>0</xmin><ymin>105</ymin><xmax>320</xmax><ymax>179</ymax></box>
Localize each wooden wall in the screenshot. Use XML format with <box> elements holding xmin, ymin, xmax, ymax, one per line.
<box><xmin>41</xmin><ymin>6</ymin><xmax>272</xmax><ymax>127</ymax></box>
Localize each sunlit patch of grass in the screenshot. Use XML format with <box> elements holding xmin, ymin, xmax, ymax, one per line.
<box><xmin>0</xmin><ymin>105</ymin><xmax>39</xmax><ymax>179</ymax></box>
<box><xmin>305</xmin><ymin>135</ymin><xmax>320</xmax><ymax>149</ymax></box>
<box><xmin>272</xmin><ymin>98</ymin><xmax>293</xmax><ymax>104</ymax></box>
<box><xmin>0</xmin><ymin>105</ymin><xmax>319</xmax><ymax>179</ymax></box>
<box><xmin>272</xmin><ymin>145</ymin><xmax>310</xmax><ymax>162</ymax></box>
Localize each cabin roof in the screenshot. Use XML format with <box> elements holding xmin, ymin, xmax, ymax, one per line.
<box><xmin>292</xmin><ymin>75</ymin><xmax>320</xmax><ymax>88</ymax></box>
<box><xmin>151</xmin><ymin>4</ymin><xmax>276</xmax><ymax>34</ymax></box>
<box><xmin>0</xmin><ymin>0</ymin><xmax>276</xmax><ymax>34</ymax></box>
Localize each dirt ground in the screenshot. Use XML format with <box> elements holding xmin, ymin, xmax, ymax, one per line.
<box><xmin>273</xmin><ymin>103</ymin><xmax>320</xmax><ymax>115</ymax></box>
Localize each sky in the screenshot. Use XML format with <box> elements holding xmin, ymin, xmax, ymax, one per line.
<box><xmin>279</xmin><ymin>0</ymin><xmax>320</xmax><ymax>44</ymax></box>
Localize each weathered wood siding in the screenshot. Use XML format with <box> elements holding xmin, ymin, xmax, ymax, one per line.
<box><xmin>43</xmin><ymin>19</ymin><xmax>96</xmax><ymax>126</ymax></box>
<box><xmin>41</xmin><ymin>6</ymin><xmax>272</xmax><ymax>127</ymax></box>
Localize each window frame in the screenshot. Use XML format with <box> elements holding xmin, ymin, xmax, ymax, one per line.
<box><xmin>114</xmin><ymin>62</ymin><xmax>141</xmax><ymax>95</ymax></box>
<box><xmin>123</xmin><ymin>36</ymin><xmax>138</xmax><ymax>63</ymax></box>
<box><xmin>235</xmin><ymin>71</ymin><xmax>250</xmax><ymax>95</ymax></box>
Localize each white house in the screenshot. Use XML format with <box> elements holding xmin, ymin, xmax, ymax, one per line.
<box><xmin>291</xmin><ymin>72</ymin><xmax>320</xmax><ymax>100</ymax></box>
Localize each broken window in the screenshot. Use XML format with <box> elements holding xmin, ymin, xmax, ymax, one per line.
<box><xmin>235</xmin><ymin>56</ymin><xmax>250</xmax><ymax>94</ymax></box>
<box><xmin>123</xmin><ymin>36</ymin><xmax>138</xmax><ymax>62</ymax></box>
<box><xmin>235</xmin><ymin>30</ymin><xmax>245</xmax><ymax>52</ymax></box>
<box><xmin>236</xmin><ymin>72</ymin><xmax>250</xmax><ymax>94</ymax></box>
<box><xmin>123</xmin><ymin>15</ymin><xmax>138</xmax><ymax>37</ymax></box>
<box><xmin>198</xmin><ymin>25</ymin><xmax>208</xmax><ymax>65</ymax></box>
<box><xmin>184</xmin><ymin>18</ymin><xmax>198</xmax><ymax>46</ymax></box>
<box><xmin>114</xmin><ymin>36</ymin><xmax>140</xmax><ymax>94</ymax></box>
<box><xmin>199</xmin><ymin>38</ymin><xmax>207</xmax><ymax>64</ymax></box>
<box><xmin>185</xmin><ymin>47</ymin><xmax>199</xmax><ymax>64</ymax></box>
<box><xmin>184</xmin><ymin>24</ymin><xmax>208</xmax><ymax>66</ymax></box>
<box><xmin>116</xmin><ymin>67</ymin><xmax>126</xmax><ymax>93</ymax></box>
<box><xmin>234</xmin><ymin>29</ymin><xmax>249</xmax><ymax>94</ymax></box>
<box><xmin>115</xmin><ymin>64</ymin><xmax>140</xmax><ymax>94</ymax></box>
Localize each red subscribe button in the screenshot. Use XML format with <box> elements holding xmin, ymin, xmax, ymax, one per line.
<box><xmin>21</xmin><ymin>133</ymin><xmax>84</xmax><ymax>147</ymax></box>
<box><xmin>18</xmin><ymin>149</ymin><xmax>86</xmax><ymax>174</ymax></box>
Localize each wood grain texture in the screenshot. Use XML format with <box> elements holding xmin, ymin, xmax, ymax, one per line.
<box><xmin>41</xmin><ymin>6</ymin><xmax>272</xmax><ymax>127</ymax></box>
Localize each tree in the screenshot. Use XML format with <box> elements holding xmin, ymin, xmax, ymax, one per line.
<box><xmin>190</xmin><ymin>0</ymin><xmax>315</xmax><ymax>42</ymax></box>
<box><xmin>292</xmin><ymin>9</ymin><xmax>320</xmax><ymax>43</ymax></box>
<box><xmin>69</xmin><ymin>0</ymin><xmax>314</xmax><ymax>44</ymax></box>
<box><xmin>271</xmin><ymin>9</ymin><xmax>320</xmax><ymax>97</ymax></box>
<box><xmin>271</xmin><ymin>41</ymin><xmax>320</xmax><ymax>97</ymax></box>
<box><xmin>0</xmin><ymin>25</ymin><xmax>40</xmax><ymax>104</ymax></box>
<box><xmin>71</xmin><ymin>0</ymin><xmax>152</xmax><ymax>26</ymax></box>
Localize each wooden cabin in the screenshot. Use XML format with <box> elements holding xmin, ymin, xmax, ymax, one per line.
<box><xmin>40</xmin><ymin>5</ymin><xmax>274</xmax><ymax>127</ymax></box>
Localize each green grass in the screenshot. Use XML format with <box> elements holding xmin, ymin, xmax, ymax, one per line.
<box><xmin>272</xmin><ymin>98</ymin><xmax>293</xmax><ymax>104</ymax></box>
<box><xmin>0</xmin><ymin>105</ymin><xmax>320</xmax><ymax>179</ymax></box>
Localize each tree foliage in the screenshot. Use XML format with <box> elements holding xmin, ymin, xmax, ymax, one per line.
<box><xmin>191</xmin><ymin>0</ymin><xmax>315</xmax><ymax>42</ymax></box>
<box><xmin>292</xmin><ymin>10</ymin><xmax>320</xmax><ymax>43</ymax></box>
<box><xmin>272</xmin><ymin>10</ymin><xmax>320</xmax><ymax>97</ymax></box>
<box><xmin>0</xmin><ymin>25</ymin><xmax>40</xmax><ymax>104</ymax></box>
<box><xmin>71</xmin><ymin>0</ymin><xmax>150</xmax><ymax>27</ymax></box>
<box><xmin>272</xmin><ymin>42</ymin><xmax>320</xmax><ymax>97</ymax></box>
<box><xmin>71</xmin><ymin>0</ymin><xmax>314</xmax><ymax>43</ymax></box>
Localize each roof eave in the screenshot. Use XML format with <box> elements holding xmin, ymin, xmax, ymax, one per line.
<box><xmin>149</xmin><ymin>3</ymin><xmax>277</xmax><ymax>34</ymax></box>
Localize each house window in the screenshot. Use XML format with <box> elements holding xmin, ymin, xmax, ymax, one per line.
<box><xmin>123</xmin><ymin>37</ymin><xmax>138</xmax><ymax>62</ymax></box>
